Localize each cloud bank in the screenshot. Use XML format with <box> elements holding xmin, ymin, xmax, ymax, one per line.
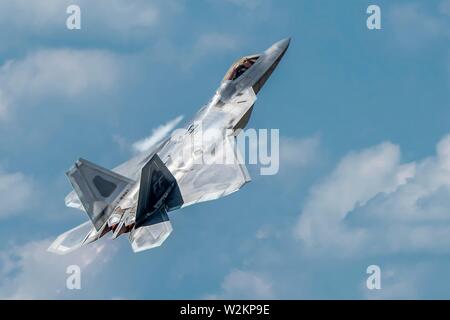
<box><xmin>0</xmin><ymin>169</ymin><xmax>35</xmax><ymax>219</ymax></box>
<box><xmin>207</xmin><ymin>270</ymin><xmax>274</xmax><ymax>300</ymax></box>
<box><xmin>0</xmin><ymin>49</ymin><xmax>122</xmax><ymax>120</ymax></box>
<box><xmin>295</xmin><ymin>134</ymin><xmax>450</xmax><ymax>256</ymax></box>
<box><xmin>0</xmin><ymin>238</ymin><xmax>118</xmax><ymax>299</ymax></box>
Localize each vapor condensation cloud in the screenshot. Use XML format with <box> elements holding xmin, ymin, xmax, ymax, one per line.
<box><xmin>132</xmin><ymin>115</ymin><xmax>184</xmax><ymax>153</ymax></box>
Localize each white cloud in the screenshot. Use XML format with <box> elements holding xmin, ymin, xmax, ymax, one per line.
<box><xmin>389</xmin><ymin>2</ymin><xmax>450</xmax><ymax>50</ymax></box>
<box><xmin>295</xmin><ymin>134</ymin><xmax>450</xmax><ymax>256</ymax></box>
<box><xmin>151</xmin><ymin>33</ymin><xmax>240</xmax><ymax>70</ymax></box>
<box><xmin>244</xmin><ymin>134</ymin><xmax>321</xmax><ymax>176</ymax></box>
<box><xmin>363</xmin><ymin>264</ymin><xmax>429</xmax><ymax>299</ymax></box>
<box><xmin>0</xmin><ymin>1</ymin><xmax>64</xmax><ymax>31</ymax></box>
<box><xmin>191</xmin><ymin>33</ymin><xmax>242</xmax><ymax>68</ymax></box>
<box><xmin>192</xmin><ymin>33</ymin><xmax>239</xmax><ymax>56</ymax></box>
<box><xmin>0</xmin><ymin>0</ymin><xmax>165</xmax><ymax>36</ymax></box>
<box><xmin>207</xmin><ymin>270</ymin><xmax>274</xmax><ymax>299</ymax></box>
<box><xmin>280</xmin><ymin>135</ymin><xmax>321</xmax><ymax>170</ymax></box>
<box><xmin>0</xmin><ymin>169</ymin><xmax>35</xmax><ymax>218</ymax></box>
<box><xmin>92</xmin><ymin>0</ymin><xmax>160</xmax><ymax>30</ymax></box>
<box><xmin>294</xmin><ymin>141</ymin><xmax>415</xmax><ymax>255</ymax></box>
<box><xmin>0</xmin><ymin>238</ymin><xmax>118</xmax><ymax>299</ymax></box>
<box><xmin>0</xmin><ymin>49</ymin><xmax>122</xmax><ymax>120</ymax></box>
<box><xmin>132</xmin><ymin>115</ymin><xmax>184</xmax><ymax>153</ymax></box>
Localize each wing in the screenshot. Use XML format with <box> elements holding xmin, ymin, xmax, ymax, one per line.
<box><xmin>177</xmin><ymin>136</ymin><xmax>251</xmax><ymax>207</ymax></box>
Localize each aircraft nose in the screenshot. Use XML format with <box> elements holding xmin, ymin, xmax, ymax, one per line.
<box><xmin>274</xmin><ymin>37</ymin><xmax>291</xmax><ymax>52</ymax></box>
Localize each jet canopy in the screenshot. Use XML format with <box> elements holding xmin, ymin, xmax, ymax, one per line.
<box><xmin>223</xmin><ymin>55</ymin><xmax>260</xmax><ymax>82</ymax></box>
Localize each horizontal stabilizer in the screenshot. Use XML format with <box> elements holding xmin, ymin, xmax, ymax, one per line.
<box><xmin>67</xmin><ymin>158</ymin><xmax>134</xmax><ymax>230</ymax></box>
<box><xmin>48</xmin><ymin>221</ymin><xmax>104</xmax><ymax>255</ymax></box>
<box><xmin>129</xmin><ymin>209</ymin><xmax>173</xmax><ymax>253</ymax></box>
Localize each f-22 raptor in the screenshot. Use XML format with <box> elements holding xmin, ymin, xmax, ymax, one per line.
<box><xmin>49</xmin><ymin>38</ymin><xmax>290</xmax><ymax>254</ymax></box>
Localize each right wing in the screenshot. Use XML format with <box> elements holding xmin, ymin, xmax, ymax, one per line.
<box><xmin>177</xmin><ymin>136</ymin><xmax>251</xmax><ymax>207</ymax></box>
<box><xmin>173</xmin><ymin>88</ymin><xmax>255</xmax><ymax>205</ymax></box>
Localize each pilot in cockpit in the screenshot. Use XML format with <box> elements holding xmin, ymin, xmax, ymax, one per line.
<box><xmin>224</xmin><ymin>56</ymin><xmax>259</xmax><ymax>81</ymax></box>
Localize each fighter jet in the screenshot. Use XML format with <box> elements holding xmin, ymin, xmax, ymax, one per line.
<box><xmin>49</xmin><ymin>38</ymin><xmax>290</xmax><ymax>254</ymax></box>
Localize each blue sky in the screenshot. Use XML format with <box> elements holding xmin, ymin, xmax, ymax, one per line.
<box><xmin>0</xmin><ymin>0</ymin><xmax>449</xmax><ymax>299</ymax></box>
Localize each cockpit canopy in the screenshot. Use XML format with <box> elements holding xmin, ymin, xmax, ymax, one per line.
<box><xmin>223</xmin><ymin>55</ymin><xmax>260</xmax><ymax>82</ymax></box>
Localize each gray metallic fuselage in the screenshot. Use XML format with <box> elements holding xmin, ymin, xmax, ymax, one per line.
<box><xmin>59</xmin><ymin>38</ymin><xmax>291</xmax><ymax>251</ymax></box>
<box><xmin>118</xmin><ymin>38</ymin><xmax>290</xmax><ymax>212</ymax></box>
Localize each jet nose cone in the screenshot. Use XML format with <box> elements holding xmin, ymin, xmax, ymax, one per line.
<box><xmin>274</xmin><ymin>37</ymin><xmax>291</xmax><ymax>51</ymax></box>
<box><xmin>265</xmin><ymin>38</ymin><xmax>291</xmax><ymax>55</ymax></box>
